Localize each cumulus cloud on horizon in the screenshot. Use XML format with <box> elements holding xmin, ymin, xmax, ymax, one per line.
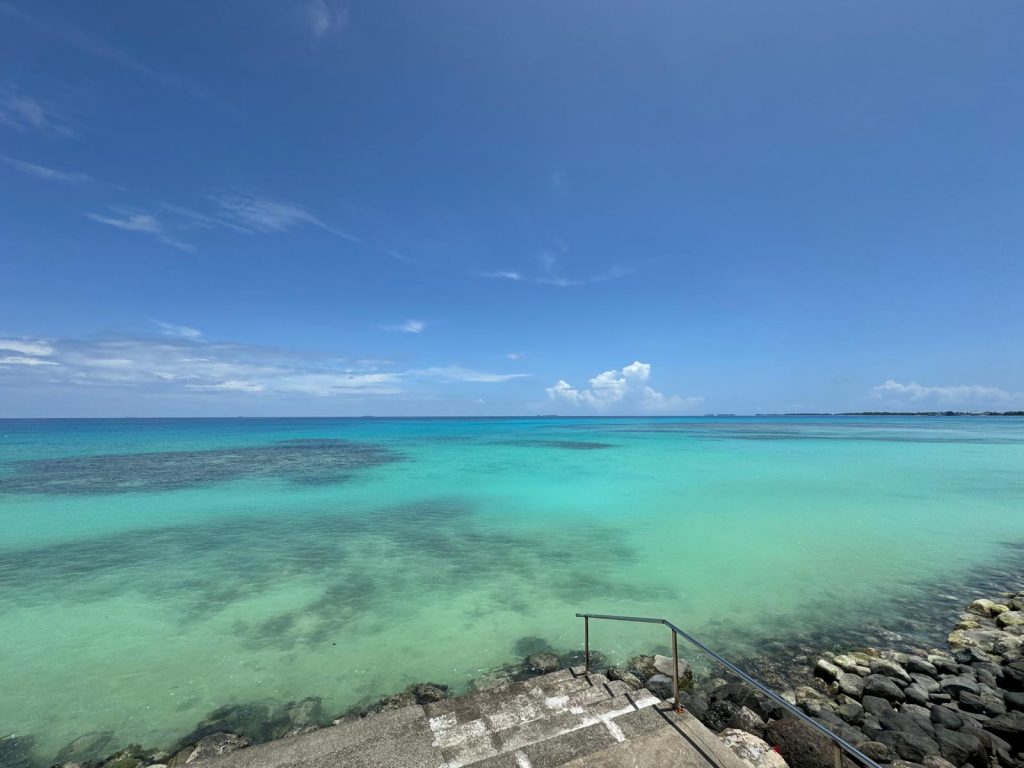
<box><xmin>871</xmin><ymin>379</ymin><xmax>1021</xmax><ymax>408</ymax></box>
<box><xmin>547</xmin><ymin>361</ymin><xmax>701</xmax><ymax>413</ymax></box>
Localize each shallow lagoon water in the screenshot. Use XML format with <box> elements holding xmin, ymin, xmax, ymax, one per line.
<box><xmin>1</xmin><ymin>416</ymin><xmax>1023</xmax><ymax>762</ymax></box>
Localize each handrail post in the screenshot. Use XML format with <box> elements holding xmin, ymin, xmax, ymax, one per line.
<box><xmin>584</xmin><ymin>616</ymin><xmax>590</xmax><ymax>673</ymax></box>
<box><xmin>671</xmin><ymin>627</ymin><xmax>680</xmax><ymax>711</ymax></box>
<box><xmin>574</xmin><ymin>612</ymin><xmax>884</xmax><ymax>768</ymax></box>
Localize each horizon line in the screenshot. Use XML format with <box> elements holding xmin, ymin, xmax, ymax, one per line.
<box><xmin>1</xmin><ymin>411</ymin><xmax>1023</xmax><ymax>421</ymax></box>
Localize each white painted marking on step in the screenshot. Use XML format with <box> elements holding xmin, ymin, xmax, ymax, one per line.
<box><xmin>514</xmin><ymin>751</ymin><xmax>533</xmax><ymax>768</ymax></box>
<box><xmin>430</xmin><ymin>718</ymin><xmax>488</xmax><ymax>748</ymax></box>
<box><xmin>602</xmin><ymin>716</ymin><xmax>626</xmax><ymax>743</ymax></box>
<box><xmin>428</xmin><ymin>713</ymin><xmax>456</xmax><ymax>732</ymax></box>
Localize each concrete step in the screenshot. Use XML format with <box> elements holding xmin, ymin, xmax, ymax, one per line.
<box><xmin>184</xmin><ymin>704</ymin><xmax>443</xmax><ymax>768</ymax></box>
<box><xmin>559</xmin><ymin>706</ymin><xmax>754</xmax><ymax>768</ymax></box>
<box><xmin>442</xmin><ymin>688</ymin><xmax>661</xmax><ymax>767</ymax></box>
<box><xmin>183</xmin><ymin>670</ymin><xmax>746</xmax><ymax>768</ymax></box>
<box><xmin>424</xmin><ymin>670</ymin><xmax>601</xmax><ymax>725</ymax></box>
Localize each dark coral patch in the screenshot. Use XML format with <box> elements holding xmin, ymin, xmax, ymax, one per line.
<box><xmin>0</xmin><ymin>439</ymin><xmax>404</xmax><ymax>495</ymax></box>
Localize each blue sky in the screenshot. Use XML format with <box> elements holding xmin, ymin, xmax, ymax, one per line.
<box><xmin>1</xmin><ymin>0</ymin><xmax>1022</xmax><ymax>416</ymax></box>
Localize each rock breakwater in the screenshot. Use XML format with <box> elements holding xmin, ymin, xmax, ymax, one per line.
<box><xmin>653</xmin><ymin>592</ymin><xmax>1024</xmax><ymax>768</ymax></box>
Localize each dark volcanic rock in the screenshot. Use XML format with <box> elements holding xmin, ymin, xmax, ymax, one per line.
<box><xmin>930</xmin><ymin>705</ymin><xmax>964</xmax><ymax>730</ymax></box>
<box><xmin>906</xmin><ymin>657</ymin><xmax>939</xmax><ymax>677</ymax></box>
<box><xmin>959</xmin><ymin>691</ymin><xmax>987</xmax><ymax>714</ymax></box>
<box><xmin>954</xmin><ymin>647</ymin><xmax>992</xmax><ymax>665</ymax></box>
<box><xmin>1004</xmin><ymin>690</ymin><xmax>1024</xmax><ymax>711</ymax></box>
<box><xmin>710</xmin><ymin>682</ymin><xmax>787</xmax><ymax>722</ymax></box>
<box><xmin>870</xmin><ymin>658</ymin><xmax>913</xmax><ymax>684</ymax></box>
<box><xmin>862</xmin><ymin>695</ymin><xmax>894</xmax><ymax>717</ymax></box>
<box><xmin>877</xmin><ymin>730</ymin><xmax>939</xmax><ymax>763</ymax></box>
<box><xmin>986</xmin><ymin>710</ymin><xmax>1024</xmax><ymax>749</ymax></box>
<box><xmin>932</xmin><ymin>727</ymin><xmax>986</xmax><ymax>768</ymax></box>
<box><xmin>905</xmin><ymin>684</ymin><xmax>930</xmax><ymax>705</ymax></box>
<box><xmin>704</xmin><ymin>700</ymin><xmax>742</xmax><ymax>732</ymax></box>
<box><xmin>836</xmin><ymin>700</ymin><xmax>864</xmax><ymax>726</ymax></box>
<box><xmin>1003</xmin><ymin>662</ymin><xmax>1024</xmax><ymax>691</ymax></box>
<box><xmin>880</xmin><ymin>708</ymin><xmax>934</xmax><ymax>739</ymax></box>
<box><xmin>837</xmin><ymin>673</ymin><xmax>865</xmax><ymax>699</ymax></box>
<box><xmin>864</xmin><ymin>674</ymin><xmax>907</xmax><ymax>702</ymax></box>
<box><xmin>939</xmin><ymin>675</ymin><xmax>980</xmax><ymax>697</ymax></box>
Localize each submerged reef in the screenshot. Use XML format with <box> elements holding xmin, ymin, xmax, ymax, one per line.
<box><xmin>0</xmin><ymin>439</ymin><xmax>405</xmax><ymax>495</ymax></box>
<box><xmin>490</xmin><ymin>439</ymin><xmax>617</xmax><ymax>450</ymax></box>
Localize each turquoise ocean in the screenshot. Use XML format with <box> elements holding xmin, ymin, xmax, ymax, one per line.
<box><xmin>1</xmin><ymin>416</ymin><xmax>1023</xmax><ymax>762</ymax></box>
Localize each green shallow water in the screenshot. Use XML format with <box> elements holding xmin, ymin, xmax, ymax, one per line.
<box><xmin>1</xmin><ymin>416</ymin><xmax>1023</xmax><ymax>761</ymax></box>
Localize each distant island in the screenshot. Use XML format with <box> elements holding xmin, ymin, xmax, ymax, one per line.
<box><xmin>745</xmin><ymin>411</ymin><xmax>1024</xmax><ymax>417</ymax></box>
<box><xmin>841</xmin><ymin>411</ymin><xmax>1024</xmax><ymax>416</ymax></box>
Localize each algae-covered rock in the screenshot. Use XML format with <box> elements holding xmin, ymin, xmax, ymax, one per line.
<box><xmin>524</xmin><ymin>653</ymin><xmax>559</xmax><ymax>675</ymax></box>
<box><xmin>0</xmin><ymin>734</ymin><xmax>37</xmax><ymax>768</ymax></box>
<box><xmin>55</xmin><ymin>733</ymin><xmax>116</xmax><ymax>765</ymax></box>
<box><xmin>997</xmin><ymin>611</ymin><xmax>1024</xmax><ymax>628</ymax></box>
<box><xmin>626</xmin><ymin>654</ymin><xmax>658</xmax><ymax>681</ymax></box>
<box><xmin>652</xmin><ymin>654</ymin><xmax>693</xmax><ymax>689</ymax></box>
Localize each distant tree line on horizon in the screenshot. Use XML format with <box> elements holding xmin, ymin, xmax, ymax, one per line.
<box><xmin>770</xmin><ymin>411</ymin><xmax>1024</xmax><ymax>417</ymax></box>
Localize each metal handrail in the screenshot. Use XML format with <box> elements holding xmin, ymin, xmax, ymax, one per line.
<box><xmin>576</xmin><ymin>612</ymin><xmax>881</xmax><ymax>768</ymax></box>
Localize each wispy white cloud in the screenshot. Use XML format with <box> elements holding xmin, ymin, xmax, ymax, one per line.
<box><xmin>0</xmin><ymin>83</ymin><xmax>75</xmax><ymax>137</ymax></box>
<box><xmin>482</xmin><ymin>266</ymin><xmax>634</xmax><ymax>287</ymax></box>
<box><xmin>505</xmin><ymin>352</ymin><xmax>525</xmax><ymax>361</ymax></box>
<box><xmin>0</xmin><ymin>338</ymin><xmax>54</xmax><ymax>357</ymax></box>
<box><xmin>0</xmin><ymin>332</ymin><xmax>532</xmax><ymax>400</ymax></box>
<box><xmin>547</xmin><ymin>361</ymin><xmax>701</xmax><ymax>413</ymax></box>
<box><xmin>87</xmin><ymin>212</ymin><xmax>162</xmax><ymax>233</ymax></box>
<box><xmin>482</xmin><ymin>243</ymin><xmax>635</xmax><ymax>287</ymax></box>
<box><xmin>212</xmin><ymin>193</ymin><xmax>351</xmax><ymax>237</ymax></box>
<box><xmin>383</xmin><ymin>319</ymin><xmax>426</xmax><ymax>334</ymax></box>
<box><xmin>153</xmin><ymin>321</ymin><xmax>202</xmax><ymax>339</ymax></box>
<box><xmin>306</xmin><ymin>0</ymin><xmax>349</xmax><ymax>39</ymax></box>
<box><xmin>871</xmin><ymin>379</ymin><xmax>1021</xmax><ymax>407</ymax></box>
<box><xmin>0</xmin><ymin>336</ymin><xmax>59</xmax><ymax>367</ymax></box>
<box><xmin>86</xmin><ymin>210</ymin><xmax>196</xmax><ymax>252</ymax></box>
<box><xmin>0</xmin><ymin>355</ymin><xmax>58</xmax><ymax>366</ymax></box>
<box><xmin>415</xmin><ymin>366</ymin><xmax>529</xmax><ymax>383</ymax></box>
<box><xmin>0</xmin><ymin>334</ymin><xmax>402</xmax><ymax>397</ymax></box>
<box><xmin>1</xmin><ymin>155</ymin><xmax>91</xmax><ymax>183</ymax></box>
<box><xmin>85</xmin><ymin>192</ymin><xmax>410</xmax><ymax>260</ymax></box>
